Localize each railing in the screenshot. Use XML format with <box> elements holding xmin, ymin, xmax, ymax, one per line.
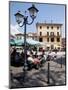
<box><xmin>37</xmin><ymin>34</ymin><xmax>61</xmax><ymax>37</ymax></box>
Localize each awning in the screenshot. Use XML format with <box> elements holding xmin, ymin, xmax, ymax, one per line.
<box><xmin>26</xmin><ymin>38</ymin><xmax>40</xmax><ymax>45</ymax></box>
<box><xmin>10</xmin><ymin>38</ymin><xmax>42</xmax><ymax>46</ymax></box>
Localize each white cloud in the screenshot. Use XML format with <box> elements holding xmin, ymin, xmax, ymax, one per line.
<box><xmin>10</xmin><ymin>24</ymin><xmax>23</xmax><ymax>36</ymax></box>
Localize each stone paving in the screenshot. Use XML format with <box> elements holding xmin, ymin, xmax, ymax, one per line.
<box><xmin>10</xmin><ymin>57</ymin><xmax>66</xmax><ymax>88</ymax></box>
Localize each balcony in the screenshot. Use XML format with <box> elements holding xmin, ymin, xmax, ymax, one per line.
<box><xmin>49</xmin><ymin>34</ymin><xmax>55</xmax><ymax>37</ymax></box>
<box><xmin>37</xmin><ymin>34</ymin><xmax>61</xmax><ymax>37</ymax></box>
<box><xmin>56</xmin><ymin>34</ymin><xmax>61</xmax><ymax>37</ymax></box>
<box><xmin>49</xmin><ymin>34</ymin><xmax>61</xmax><ymax>37</ymax></box>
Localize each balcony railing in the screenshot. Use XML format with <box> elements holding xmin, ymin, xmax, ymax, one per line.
<box><xmin>37</xmin><ymin>34</ymin><xmax>61</xmax><ymax>37</ymax></box>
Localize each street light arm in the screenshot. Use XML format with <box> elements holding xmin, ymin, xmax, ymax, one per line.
<box><xmin>18</xmin><ymin>22</ymin><xmax>24</xmax><ymax>27</ymax></box>
<box><xmin>27</xmin><ymin>18</ymin><xmax>34</xmax><ymax>25</ymax></box>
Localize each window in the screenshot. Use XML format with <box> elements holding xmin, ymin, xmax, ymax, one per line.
<box><xmin>17</xmin><ymin>36</ymin><xmax>18</xmax><ymax>40</ymax></box>
<box><xmin>51</xmin><ymin>45</ymin><xmax>54</xmax><ymax>49</ymax></box>
<box><xmin>57</xmin><ymin>38</ymin><xmax>60</xmax><ymax>42</ymax></box>
<box><xmin>57</xmin><ymin>32</ymin><xmax>59</xmax><ymax>36</ymax></box>
<box><xmin>39</xmin><ymin>38</ymin><xmax>43</xmax><ymax>42</ymax></box>
<box><xmin>51</xmin><ymin>26</ymin><xmax>53</xmax><ymax>29</ymax></box>
<box><xmin>20</xmin><ymin>36</ymin><xmax>21</xmax><ymax>39</ymax></box>
<box><xmin>57</xmin><ymin>26</ymin><xmax>59</xmax><ymax>29</ymax></box>
<box><xmin>47</xmin><ymin>38</ymin><xmax>49</xmax><ymax>42</ymax></box>
<box><xmin>40</xmin><ymin>26</ymin><xmax>42</xmax><ymax>29</ymax></box>
<box><xmin>47</xmin><ymin>32</ymin><xmax>49</xmax><ymax>36</ymax></box>
<box><xmin>40</xmin><ymin>32</ymin><xmax>42</xmax><ymax>36</ymax></box>
<box><xmin>47</xmin><ymin>26</ymin><xmax>49</xmax><ymax>29</ymax></box>
<box><xmin>51</xmin><ymin>38</ymin><xmax>54</xmax><ymax>42</ymax></box>
<box><xmin>58</xmin><ymin>47</ymin><xmax>60</xmax><ymax>50</ymax></box>
<box><xmin>50</xmin><ymin>32</ymin><xmax>54</xmax><ymax>36</ymax></box>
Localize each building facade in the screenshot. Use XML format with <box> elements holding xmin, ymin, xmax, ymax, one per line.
<box><xmin>15</xmin><ymin>33</ymin><xmax>24</xmax><ymax>40</ymax></box>
<box><xmin>15</xmin><ymin>33</ymin><xmax>28</xmax><ymax>40</ymax></box>
<box><xmin>36</xmin><ymin>23</ymin><xmax>62</xmax><ymax>50</ymax></box>
<box><xmin>15</xmin><ymin>33</ymin><xmax>37</xmax><ymax>41</ymax></box>
<box><xmin>62</xmin><ymin>38</ymin><xmax>66</xmax><ymax>51</ymax></box>
<box><xmin>27</xmin><ymin>32</ymin><xmax>37</xmax><ymax>40</ymax></box>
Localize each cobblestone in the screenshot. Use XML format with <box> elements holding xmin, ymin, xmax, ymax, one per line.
<box><xmin>10</xmin><ymin>57</ymin><xmax>66</xmax><ymax>88</ymax></box>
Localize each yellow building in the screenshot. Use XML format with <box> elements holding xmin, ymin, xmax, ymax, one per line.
<box><xmin>36</xmin><ymin>23</ymin><xmax>62</xmax><ymax>50</ymax></box>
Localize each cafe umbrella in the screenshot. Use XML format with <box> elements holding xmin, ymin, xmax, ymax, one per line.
<box><xmin>10</xmin><ymin>38</ymin><xmax>43</xmax><ymax>46</ymax></box>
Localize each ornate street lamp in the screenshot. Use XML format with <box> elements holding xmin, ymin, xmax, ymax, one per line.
<box><xmin>28</xmin><ymin>4</ymin><xmax>39</xmax><ymax>19</ymax></box>
<box><xmin>15</xmin><ymin>11</ymin><xmax>24</xmax><ymax>25</ymax></box>
<box><xmin>14</xmin><ymin>4</ymin><xmax>38</xmax><ymax>82</ymax></box>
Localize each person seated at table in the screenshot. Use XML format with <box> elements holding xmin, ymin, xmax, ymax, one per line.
<box><xmin>11</xmin><ymin>48</ymin><xmax>21</xmax><ymax>67</ymax></box>
<box><xmin>27</xmin><ymin>54</ymin><xmax>34</xmax><ymax>63</ymax></box>
<box><xmin>33</xmin><ymin>55</ymin><xmax>40</xmax><ymax>69</ymax></box>
<box><xmin>10</xmin><ymin>48</ymin><xmax>16</xmax><ymax>66</ymax></box>
<box><xmin>27</xmin><ymin>54</ymin><xmax>34</xmax><ymax>70</ymax></box>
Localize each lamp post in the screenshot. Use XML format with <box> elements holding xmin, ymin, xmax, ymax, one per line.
<box><xmin>47</xmin><ymin>55</ymin><xmax>50</xmax><ymax>85</ymax></box>
<box><xmin>14</xmin><ymin>4</ymin><xmax>38</xmax><ymax>82</ymax></box>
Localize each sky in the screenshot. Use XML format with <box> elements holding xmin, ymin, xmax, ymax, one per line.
<box><xmin>10</xmin><ymin>1</ymin><xmax>65</xmax><ymax>37</ymax></box>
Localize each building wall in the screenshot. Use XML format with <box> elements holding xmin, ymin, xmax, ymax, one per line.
<box><xmin>37</xmin><ymin>25</ymin><xmax>61</xmax><ymax>36</ymax></box>
<box><xmin>36</xmin><ymin>23</ymin><xmax>62</xmax><ymax>50</ymax></box>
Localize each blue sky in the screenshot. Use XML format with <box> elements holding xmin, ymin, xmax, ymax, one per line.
<box><xmin>10</xmin><ymin>1</ymin><xmax>65</xmax><ymax>37</ymax></box>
